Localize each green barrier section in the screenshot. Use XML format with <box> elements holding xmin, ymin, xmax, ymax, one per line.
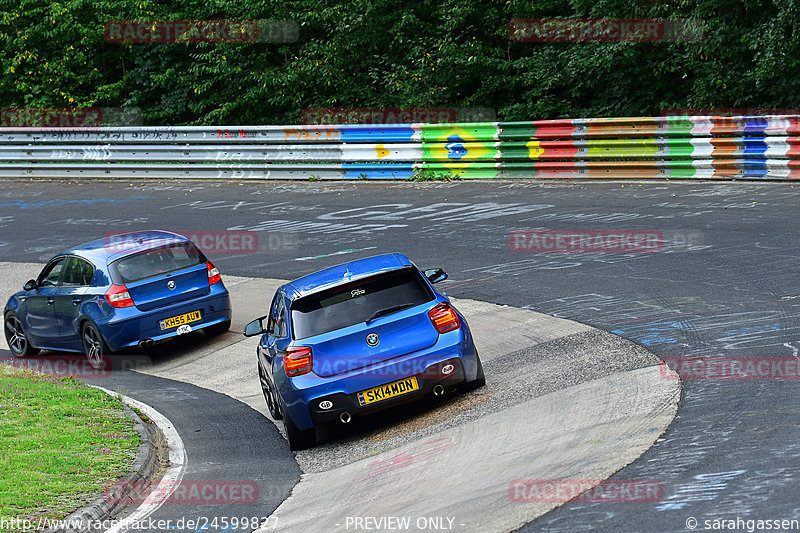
<box><xmin>419</xmin><ymin>123</ymin><xmax>499</xmax><ymax>142</ymax></box>
<box><xmin>585</xmin><ymin>139</ymin><xmax>660</xmax><ymax>159</ymax></box>
<box><xmin>420</xmin><ymin>124</ymin><xmax>499</xmax><ymax>175</ymax></box>
<box><xmin>419</xmin><ymin>161</ymin><xmax>499</xmax><ymax>179</ymax></box>
<box><xmin>422</xmin><ymin>141</ymin><xmax>498</xmax><ymax>162</ymax></box>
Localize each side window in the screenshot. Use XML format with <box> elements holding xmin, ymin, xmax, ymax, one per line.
<box><xmin>62</xmin><ymin>257</ymin><xmax>94</xmax><ymax>287</ymax></box>
<box><xmin>266</xmin><ymin>294</ymin><xmax>280</xmax><ymax>336</ymax></box>
<box><xmin>266</xmin><ymin>295</ymin><xmax>288</xmax><ymax>338</ymax></box>
<box><xmin>275</xmin><ymin>299</ymin><xmax>287</xmax><ymax>338</ymax></box>
<box><xmin>38</xmin><ymin>258</ymin><xmax>66</xmax><ymax>287</ymax></box>
<box><xmin>80</xmin><ymin>261</ymin><xmax>95</xmax><ymax>286</ymax></box>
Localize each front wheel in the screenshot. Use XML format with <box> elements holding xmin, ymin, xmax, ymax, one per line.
<box><xmin>81</xmin><ymin>322</ymin><xmax>111</xmax><ymax>370</ymax></box>
<box><xmin>4</xmin><ymin>312</ymin><xmax>39</xmax><ymax>357</ymax></box>
<box><xmin>280</xmin><ymin>398</ymin><xmax>315</xmax><ymax>451</ymax></box>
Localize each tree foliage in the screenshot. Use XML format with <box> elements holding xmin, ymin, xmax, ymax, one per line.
<box><xmin>1</xmin><ymin>0</ymin><xmax>798</xmax><ymax>124</ymax></box>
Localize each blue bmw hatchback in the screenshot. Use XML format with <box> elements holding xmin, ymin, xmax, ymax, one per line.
<box><xmin>4</xmin><ymin>230</ymin><xmax>232</xmax><ymax>369</ymax></box>
<box><xmin>244</xmin><ymin>253</ymin><xmax>484</xmax><ymax>450</ymax></box>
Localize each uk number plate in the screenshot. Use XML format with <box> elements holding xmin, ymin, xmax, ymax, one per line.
<box><xmin>160</xmin><ymin>310</ymin><xmax>202</xmax><ymax>331</ymax></box>
<box><xmin>357</xmin><ymin>377</ymin><xmax>419</xmax><ymax>407</ymax></box>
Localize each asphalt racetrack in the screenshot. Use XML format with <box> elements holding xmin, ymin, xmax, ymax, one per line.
<box><xmin>1</xmin><ymin>179</ymin><xmax>799</xmax><ymax>532</ymax></box>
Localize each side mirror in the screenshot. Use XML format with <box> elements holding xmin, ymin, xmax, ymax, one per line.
<box><xmin>23</xmin><ymin>279</ymin><xmax>37</xmax><ymax>291</ymax></box>
<box><xmin>243</xmin><ymin>316</ymin><xmax>267</xmax><ymax>337</ymax></box>
<box><xmin>423</xmin><ymin>268</ymin><xmax>448</xmax><ymax>284</ymax></box>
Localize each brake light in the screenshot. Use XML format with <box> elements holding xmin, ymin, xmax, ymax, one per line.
<box><xmin>105</xmin><ymin>284</ymin><xmax>134</xmax><ymax>308</ymax></box>
<box><xmin>206</xmin><ymin>262</ymin><xmax>221</xmax><ymax>285</ymax></box>
<box><xmin>284</xmin><ymin>346</ymin><xmax>313</xmax><ymax>377</ymax></box>
<box><xmin>428</xmin><ymin>302</ymin><xmax>460</xmax><ymax>333</ymax></box>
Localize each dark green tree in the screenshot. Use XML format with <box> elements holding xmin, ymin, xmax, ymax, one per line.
<box><xmin>1</xmin><ymin>0</ymin><xmax>797</xmax><ymax>124</ymax></box>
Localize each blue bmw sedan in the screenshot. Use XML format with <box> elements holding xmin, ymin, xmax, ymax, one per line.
<box><xmin>244</xmin><ymin>252</ymin><xmax>484</xmax><ymax>450</ymax></box>
<box><xmin>4</xmin><ymin>230</ymin><xmax>232</xmax><ymax>369</ymax></box>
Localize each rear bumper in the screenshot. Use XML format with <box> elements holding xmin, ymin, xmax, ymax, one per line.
<box><xmin>96</xmin><ymin>286</ymin><xmax>231</xmax><ymax>351</ymax></box>
<box><xmin>278</xmin><ymin>324</ymin><xmax>478</xmax><ymax>431</ymax></box>
<box><xmin>308</xmin><ymin>358</ymin><xmax>466</xmax><ymax>426</ymax></box>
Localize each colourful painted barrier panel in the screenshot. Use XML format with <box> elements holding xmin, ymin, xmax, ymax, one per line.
<box><xmin>3</xmin><ymin>115</ymin><xmax>800</xmax><ymax>180</ymax></box>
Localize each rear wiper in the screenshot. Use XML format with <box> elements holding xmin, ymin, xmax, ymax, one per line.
<box><xmin>365</xmin><ymin>303</ymin><xmax>416</xmax><ymax>325</ymax></box>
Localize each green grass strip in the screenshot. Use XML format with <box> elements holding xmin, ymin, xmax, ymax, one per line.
<box><xmin>0</xmin><ymin>365</ymin><xmax>141</xmax><ymax>524</ymax></box>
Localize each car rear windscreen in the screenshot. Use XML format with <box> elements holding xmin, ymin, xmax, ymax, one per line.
<box><xmin>291</xmin><ymin>267</ymin><xmax>435</xmax><ymax>340</ymax></box>
<box><xmin>109</xmin><ymin>242</ymin><xmax>207</xmax><ymax>283</ymax></box>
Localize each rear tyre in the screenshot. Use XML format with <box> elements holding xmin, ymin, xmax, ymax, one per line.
<box><xmin>258</xmin><ymin>362</ymin><xmax>282</xmax><ymax>420</ymax></box>
<box><xmin>280</xmin><ymin>398</ymin><xmax>316</xmax><ymax>451</ymax></box>
<box><xmin>204</xmin><ymin>319</ymin><xmax>231</xmax><ymax>337</ymax></box>
<box><xmin>460</xmin><ymin>352</ymin><xmax>486</xmax><ymax>392</ymax></box>
<box><xmin>81</xmin><ymin>322</ymin><xmax>111</xmax><ymax>370</ymax></box>
<box><xmin>4</xmin><ymin>312</ymin><xmax>39</xmax><ymax>357</ymax></box>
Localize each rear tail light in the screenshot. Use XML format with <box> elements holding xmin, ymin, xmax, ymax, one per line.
<box><xmin>206</xmin><ymin>262</ymin><xmax>221</xmax><ymax>285</ymax></box>
<box><xmin>428</xmin><ymin>302</ymin><xmax>460</xmax><ymax>333</ymax></box>
<box><xmin>105</xmin><ymin>284</ymin><xmax>134</xmax><ymax>308</ymax></box>
<box><xmin>284</xmin><ymin>346</ymin><xmax>313</xmax><ymax>377</ymax></box>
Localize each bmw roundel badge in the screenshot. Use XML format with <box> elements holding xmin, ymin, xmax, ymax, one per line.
<box><xmin>167</xmin><ymin>280</ymin><xmax>176</xmax><ymax>290</ymax></box>
<box><xmin>366</xmin><ymin>333</ymin><xmax>380</xmax><ymax>347</ymax></box>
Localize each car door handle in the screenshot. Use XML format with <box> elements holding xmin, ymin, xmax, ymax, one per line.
<box><xmin>47</xmin><ymin>298</ymin><xmax>55</xmax><ymax>305</ymax></box>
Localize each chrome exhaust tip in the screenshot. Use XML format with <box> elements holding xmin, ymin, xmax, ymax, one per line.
<box><xmin>138</xmin><ymin>339</ymin><xmax>154</xmax><ymax>348</ymax></box>
<box><xmin>339</xmin><ymin>412</ymin><xmax>352</xmax><ymax>424</ymax></box>
<box><xmin>433</xmin><ymin>384</ymin><xmax>445</xmax><ymax>397</ymax></box>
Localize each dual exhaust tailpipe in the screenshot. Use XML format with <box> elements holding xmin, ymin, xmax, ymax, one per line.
<box><xmin>338</xmin><ymin>384</ymin><xmax>445</xmax><ymax>424</ymax></box>
<box><xmin>138</xmin><ymin>339</ymin><xmax>154</xmax><ymax>348</ymax></box>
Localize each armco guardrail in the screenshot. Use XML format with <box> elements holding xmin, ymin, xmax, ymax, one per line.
<box><xmin>2</xmin><ymin>115</ymin><xmax>799</xmax><ymax>179</ymax></box>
